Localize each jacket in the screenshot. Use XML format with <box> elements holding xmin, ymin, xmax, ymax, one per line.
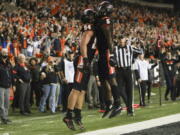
<box><xmin>0</xmin><ymin>59</ymin><xmax>13</xmax><ymax>88</ymax></box>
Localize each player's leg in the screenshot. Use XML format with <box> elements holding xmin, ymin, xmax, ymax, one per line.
<box><xmin>74</xmin><ymin>90</ymin><xmax>86</xmax><ymax>130</ymax></box>
<box><xmin>101</xmin><ymin>79</ymin><xmax>113</xmax><ymax>118</ymax></box>
<box><xmin>63</xmin><ymin>89</ymin><xmax>80</xmax><ymax>130</ymax></box>
<box><xmin>73</xmin><ymin>70</ymin><xmax>90</xmax><ymax>129</ymax></box>
<box><xmin>63</xmin><ymin>65</ymin><xmax>84</xmax><ymax>131</ymax></box>
<box><xmin>108</xmin><ymin>77</ymin><xmax>122</xmax><ymax>118</ymax></box>
<box><xmin>102</xmin><ymin>50</ymin><xmax>122</xmax><ymax>118</ymax></box>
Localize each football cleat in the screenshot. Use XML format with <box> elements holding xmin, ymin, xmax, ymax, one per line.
<box><xmin>74</xmin><ymin>118</ymin><xmax>85</xmax><ymax>130</ymax></box>
<box><xmin>63</xmin><ymin>117</ymin><xmax>76</xmax><ymax>131</ymax></box>
<box><xmin>109</xmin><ymin>106</ymin><xmax>122</xmax><ymax>118</ymax></box>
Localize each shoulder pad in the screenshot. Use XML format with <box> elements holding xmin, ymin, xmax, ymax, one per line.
<box><xmin>102</xmin><ymin>17</ymin><xmax>111</xmax><ymax>25</ymax></box>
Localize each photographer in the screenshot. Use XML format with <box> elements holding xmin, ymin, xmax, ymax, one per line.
<box><xmin>0</xmin><ymin>49</ymin><xmax>13</xmax><ymax>124</ymax></box>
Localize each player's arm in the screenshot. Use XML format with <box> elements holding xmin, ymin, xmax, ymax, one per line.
<box><xmin>101</xmin><ymin>21</ymin><xmax>116</xmax><ymax>66</ymax></box>
<box><xmin>79</xmin><ymin>30</ymin><xmax>94</xmax><ymax>72</ymax></box>
<box><xmin>80</xmin><ymin>30</ymin><xmax>94</xmax><ymax>58</ymax></box>
<box><xmin>101</xmin><ymin>23</ymin><xmax>113</xmax><ymax>53</ymax></box>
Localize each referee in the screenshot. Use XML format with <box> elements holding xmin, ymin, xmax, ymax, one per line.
<box><xmin>114</xmin><ymin>37</ymin><xmax>142</xmax><ymax>116</ymax></box>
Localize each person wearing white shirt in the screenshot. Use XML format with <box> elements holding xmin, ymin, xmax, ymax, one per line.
<box><xmin>134</xmin><ymin>53</ymin><xmax>157</xmax><ymax>106</ymax></box>
<box><xmin>28</xmin><ymin>36</ymin><xmax>47</xmax><ymax>56</ymax></box>
<box><xmin>59</xmin><ymin>51</ymin><xmax>75</xmax><ymax>112</ymax></box>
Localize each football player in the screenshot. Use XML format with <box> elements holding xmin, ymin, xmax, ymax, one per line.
<box><xmin>95</xmin><ymin>1</ymin><xmax>122</xmax><ymax>118</ymax></box>
<box><xmin>63</xmin><ymin>9</ymin><xmax>97</xmax><ymax>130</ymax></box>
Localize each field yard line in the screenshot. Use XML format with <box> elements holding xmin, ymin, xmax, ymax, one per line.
<box><xmin>76</xmin><ymin>113</ymin><xmax>180</xmax><ymax>135</ymax></box>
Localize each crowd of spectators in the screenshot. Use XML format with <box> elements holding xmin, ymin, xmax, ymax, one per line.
<box><xmin>0</xmin><ymin>0</ymin><xmax>179</xmax><ymax>58</ymax></box>
<box><xmin>0</xmin><ymin>0</ymin><xmax>179</xmax><ymax>121</ymax></box>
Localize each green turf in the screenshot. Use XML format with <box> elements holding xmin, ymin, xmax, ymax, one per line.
<box><xmin>0</xmin><ymin>87</ymin><xmax>180</xmax><ymax>135</ymax></box>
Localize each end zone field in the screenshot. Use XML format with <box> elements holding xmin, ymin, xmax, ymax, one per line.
<box><xmin>0</xmin><ymin>87</ymin><xmax>180</xmax><ymax>135</ymax></box>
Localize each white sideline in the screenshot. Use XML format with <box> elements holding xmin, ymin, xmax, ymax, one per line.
<box><xmin>76</xmin><ymin>113</ymin><xmax>180</xmax><ymax>135</ymax></box>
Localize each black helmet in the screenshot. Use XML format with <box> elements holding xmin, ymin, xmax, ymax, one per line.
<box><xmin>81</xmin><ymin>9</ymin><xmax>96</xmax><ymax>24</ymax></box>
<box><xmin>97</xmin><ymin>1</ymin><xmax>113</xmax><ymax>17</ymax></box>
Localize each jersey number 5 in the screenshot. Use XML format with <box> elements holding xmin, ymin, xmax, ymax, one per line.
<box><xmin>106</xmin><ymin>19</ymin><xmax>110</xmax><ymax>24</ymax></box>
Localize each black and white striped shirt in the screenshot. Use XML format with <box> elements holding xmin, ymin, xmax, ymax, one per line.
<box><xmin>114</xmin><ymin>45</ymin><xmax>142</xmax><ymax>68</ymax></box>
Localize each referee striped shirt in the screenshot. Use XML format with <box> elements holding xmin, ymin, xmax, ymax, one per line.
<box><xmin>114</xmin><ymin>45</ymin><xmax>142</xmax><ymax>68</ymax></box>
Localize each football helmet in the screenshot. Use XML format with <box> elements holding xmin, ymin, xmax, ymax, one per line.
<box><xmin>97</xmin><ymin>1</ymin><xmax>113</xmax><ymax>17</ymax></box>
<box><xmin>81</xmin><ymin>9</ymin><xmax>96</xmax><ymax>24</ymax></box>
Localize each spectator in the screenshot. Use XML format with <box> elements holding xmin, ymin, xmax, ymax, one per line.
<box><xmin>160</xmin><ymin>52</ymin><xmax>177</xmax><ymax>101</ymax></box>
<box><xmin>0</xmin><ymin>49</ymin><xmax>13</xmax><ymax>124</ymax></box>
<box><xmin>39</xmin><ymin>56</ymin><xmax>58</xmax><ymax>113</ymax></box>
<box><xmin>134</xmin><ymin>53</ymin><xmax>157</xmax><ymax>106</ymax></box>
<box><xmin>59</xmin><ymin>51</ymin><xmax>75</xmax><ymax>112</ymax></box>
<box><xmin>13</xmin><ymin>54</ymin><xmax>31</xmax><ymax>115</ymax></box>
<box><xmin>29</xmin><ymin>57</ymin><xmax>41</xmax><ymax>107</ymax></box>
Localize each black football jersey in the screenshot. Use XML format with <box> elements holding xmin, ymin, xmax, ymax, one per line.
<box><xmin>81</xmin><ymin>24</ymin><xmax>96</xmax><ymax>62</ymax></box>
<box><xmin>95</xmin><ymin>17</ymin><xmax>113</xmax><ymax>55</ymax></box>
